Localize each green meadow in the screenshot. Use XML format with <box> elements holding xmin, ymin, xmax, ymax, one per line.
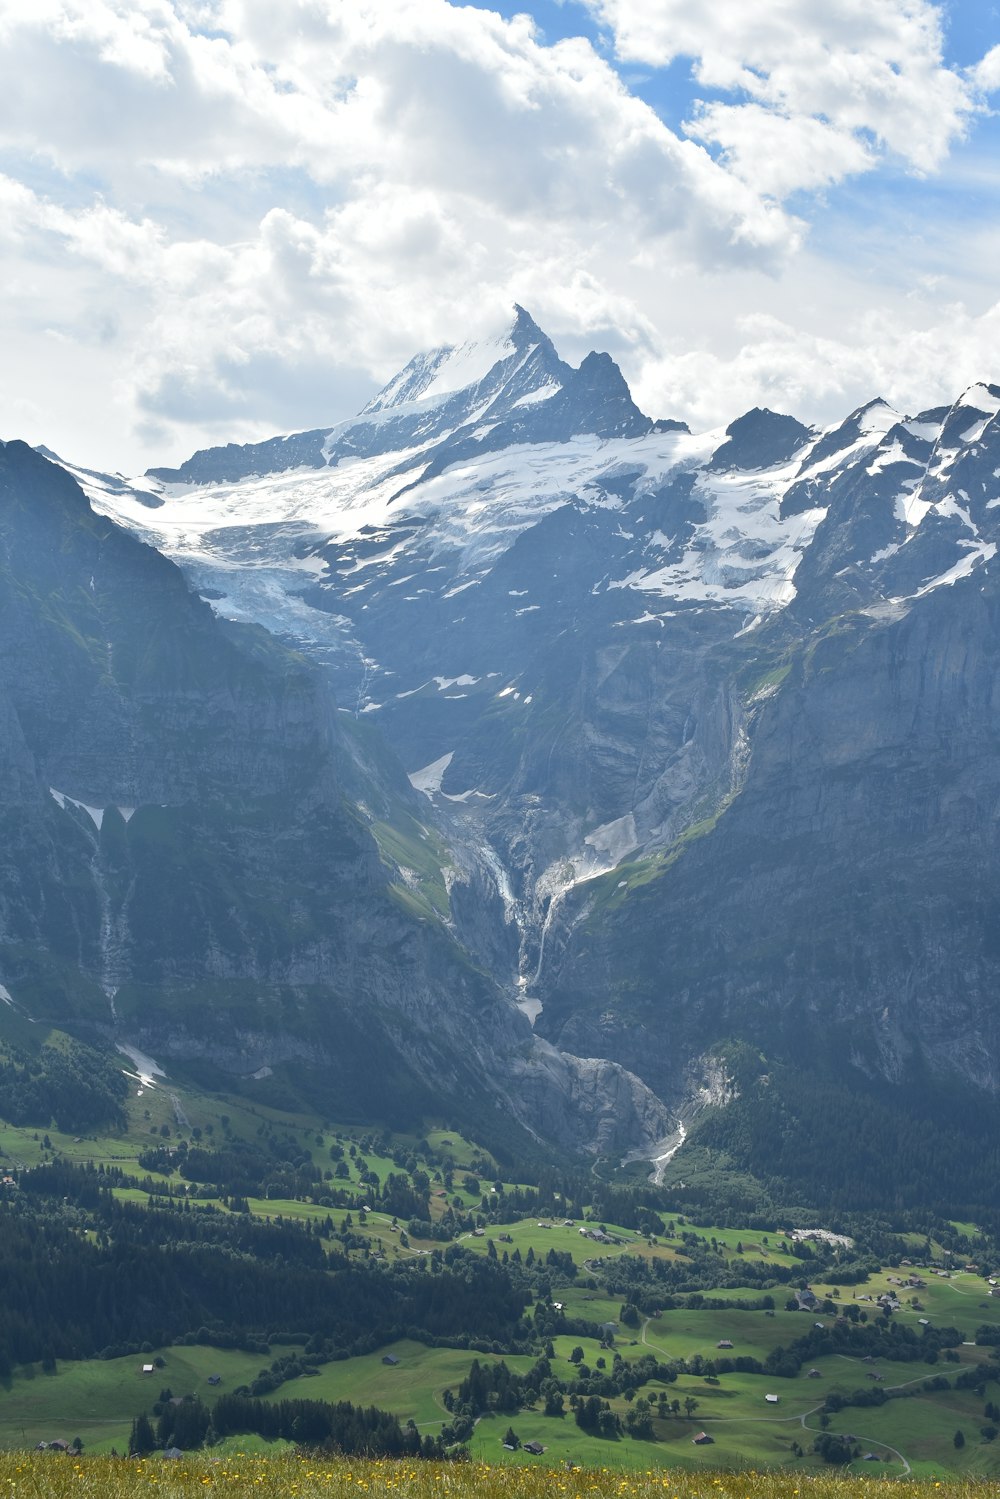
<box><xmin>4</xmin><ymin>1076</ymin><xmax>1000</xmax><ymax>1479</ymax></box>
<box><xmin>2</xmin><ymin>1451</ymin><xmax>998</xmax><ymax>1499</ymax></box>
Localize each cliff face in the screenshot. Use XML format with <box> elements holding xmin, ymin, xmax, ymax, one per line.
<box><xmin>537</xmin><ymin>561</ymin><xmax>1000</xmax><ymax>1102</ymax></box>
<box><xmin>32</xmin><ymin>318</ymin><xmax>1000</xmax><ymax>1179</ymax></box>
<box><xmin>0</xmin><ymin>441</ymin><xmax>671</xmax><ymax>1161</ymax></box>
<box><xmin>0</xmin><ymin>441</ymin><xmax>336</xmax><ymax>808</ymax></box>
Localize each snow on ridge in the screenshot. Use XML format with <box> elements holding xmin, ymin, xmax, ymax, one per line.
<box><xmin>896</xmin><ymin>490</ymin><xmax>933</xmax><ymax>529</ymax></box>
<box><xmin>956</xmin><ymin>384</ymin><xmax>1000</xmax><ymax>418</ymax></box>
<box><xmin>512</xmin><ymin>381</ymin><xmax>560</xmax><ymax>408</ymax></box>
<box><xmin>903</xmin><ymin>419</ymin><xmax>942</xmax><ymax>441</ymax></box>
<box><xmin>422</xmin><ymin>334</ymin><xmax>520</xmax><ymax>401</ymax></box>
<box><xmin>362</xmin><ymin>348</ymin><xmax>450</xmax><ymax>413</ymax></box>
<box><xmin>117</xmin><ymin>1044</ymin><xmax>166</xmax><ymax>1088</ymax></box>
<box><xmin>49</xmin><ymin>787</ymin><xmax>104</xmax><ymax>830</ymax></box>
<box><xmin>607</xmin><ymin>457</ymin><xmax>827</xmax><ymax>614</ymax></box>
<box><xmin>73</xmin><ymin>379</ymin><xmax>1000</xmax><ymax>660</ymax></box>
<box><xmin>361</xmin><ymin>325</ymin><xmax>525</xmax><ymax>415</ymax></box>
<box><xmin>912</xmin><ymin>541</ymin><xmax>996</xmax><ymax>598</ymax></box>
<box><xmin>408</xmin><ymin>752</ymin><xmax>454</xmax><ymax>797</ymax></box>
<box><xmin>866</xmin><ymin>439</ymin><xmax>923</xmax><ymax>476</ymax></box>
<box><xmin>856</xmin><ymin>399</ymin><xmax>900</xmax><ymax>437</ymax></box>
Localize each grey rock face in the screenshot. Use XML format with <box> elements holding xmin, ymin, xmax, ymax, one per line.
<box><xmin>0</xmin><ymin>438</ymin><xmax>669</xmax><ymax>1162</ymax></box>
<box><xmin>39</xmin><ymin>317</ymin><xmax>1000</xmax><ymax>1160</ymax></box>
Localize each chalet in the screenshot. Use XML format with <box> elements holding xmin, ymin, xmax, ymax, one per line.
<box><xmin>765</xmin><ymin>1394</ymin><xmax>779</xmax><ymax>1404</ymax></box>
<box><xmin>807</xmin><ymin>1369</ymin><xmax>822</xmax><ymax>1378</ymax></box>
<box><xmin>47</xmin><ymin>1440</ymin><xmax>71</xmax><ymax>1453</ymax></box>
<box><xmin>207</xmin><ymin>1375</ymin><xmax>222</xmax><ymax>1386</ymax></box>
<box><xmin>523</xmin><ymin>1442</ymin><xmax>546</xmax><ymax>1455</ymax></box>
<box><xmin>141</xmin><ymin>1364</ymin><xmax>154</xmax><ymax>1375</ymax></box>
<box><xmin>382</xmin><ymin>1354</ymin><xmax>400</xmax><ymax>1366</ymax></box>
<box><xmin>163</xmin><ymin>1448</ymin><xmax>184</xmax><ymax>1460</ymax></box>
<box><xmin>692</xmin><ymin>1432</ymin><xmax>714</xmax><ymax>1445</ymax></box>
<box><xmin>716</xmin><ymin>1340</ymin><xmax>734</xmax><ymax>1349</ymax></box>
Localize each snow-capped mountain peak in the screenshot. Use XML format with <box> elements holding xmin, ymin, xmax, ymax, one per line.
<box><xmin>361</xmin><ymin>305</ymin><xmax>562</xmax><ymax>415</ymax></box>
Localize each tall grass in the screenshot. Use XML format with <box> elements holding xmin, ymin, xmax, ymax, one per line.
<box><xmin>0</xmin><ymin>1453</ymin><xmax>979</xmax><ymax>1499</ymax></box>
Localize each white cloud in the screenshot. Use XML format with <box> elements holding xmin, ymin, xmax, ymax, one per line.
<box><xmin>580</xmin><ymin>0</ymin><xmax>974</xmax><ymax>193</ymax></box>
<box><xmin>631</xmin><ymin>295</ymin><xmax>1000</xmax><ymax>437</ymax></box>
<box><xmin>972</xmin><ymin>45</ymin><xmax>1000</xmax><ymax>94</ymax></box>
<box><xmin>0</xmin><ymin>0</ymin><xmax>993</xmax><ymax>471</ymax></box>
<box><xmin>0</xmin><ymin>0</ymin><xmax>806</xmax><ymax>466</ymax></box>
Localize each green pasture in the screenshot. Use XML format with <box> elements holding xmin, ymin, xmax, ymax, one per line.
<box><xmin>468</xmin><ymin>1408</ymin><xmax>665</xmax><ymax>1471</ymax></box>
<box><xmin>556</xmin><ymin>1292</ymin><xmax>625</xmax><ymax>1325</ymax></box>
<box><xmin>839</xmin><ymin>1271</ymin><xmax>1000</xmax><ymax>1337</ymax></box>
<box><xmin>260</xmin><ymin>1341</ymin><xmax>536</xmax><ymax>1429</ymax></box>
<box><xmin>0</xmin><ymin>1343</ymin><xmax>297</xmax><ymax>1455</ymax></box>
<box><xmin>458</xmin><ymin>1219</ymin><xmax>653</xmax><ymax>1269</ymax></box>
<box><xmin>822</xmin><ymin>1384</ymin><xmax>1000</xmax><ymax>1478</ymax></box>
<box><xmin>685</xmin><ymin>1226</ymin><xmax>799</xmax><ymax>1270</ymax></box>
<box><xmin>639</xmin><ymin>1307</ymin><xmax>805</xmax><ymax>1364</ymax></box>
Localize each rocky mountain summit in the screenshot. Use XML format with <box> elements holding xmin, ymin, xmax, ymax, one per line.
<box><xmin>11</xmin><ymin>310</ymin><xmax>1000</xmax><ymax>1185</ymax></box>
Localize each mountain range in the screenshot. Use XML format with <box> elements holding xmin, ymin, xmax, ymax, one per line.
<box><xmin>4</xmin><ymin>305</ymin><xmax>1000</xmax><ymax>1202</ymax></box>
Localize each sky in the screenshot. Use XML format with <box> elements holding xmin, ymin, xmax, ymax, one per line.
<box><xmin>1</xmin><ymin>0</ymin><xmax>999</xmax><ymax>473</ymax></box>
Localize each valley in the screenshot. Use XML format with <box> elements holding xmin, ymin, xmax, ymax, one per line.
<box><xmin>3</xmin><ymin>1061</ymin><xmax>1000</xmax><ymax>1478</ymax></box>
<box><xmin>4</xmin><ymin>310</ymin><xmax>1000</xmax><ymax>1476</ymax></box>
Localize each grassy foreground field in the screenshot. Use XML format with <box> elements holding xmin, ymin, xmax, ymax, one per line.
<box><xmin>0</xmin><ymin>1452</ymin><xmax>987</xmax><ymax>1499</ymax></box>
